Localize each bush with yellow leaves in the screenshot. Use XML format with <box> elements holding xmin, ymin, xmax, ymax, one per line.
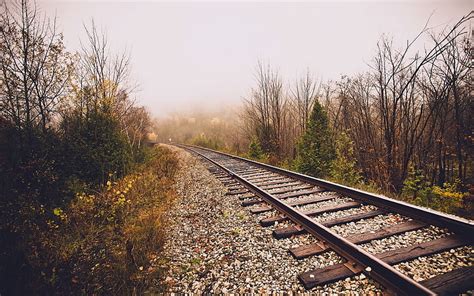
<box><xmin>402</xmin><ymin>170</ymin><xmax>469</xmax><ymax>215</ymax></box>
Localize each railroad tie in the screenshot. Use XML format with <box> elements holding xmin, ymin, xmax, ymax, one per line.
<box><xmin>273</xmin><ymin>209</ymin><xmax>387</xmax><ymax>239</ymax></box>
<box><xmin>251</xmin><ymin>194</ymin><xmax>335</xmax><ymax>214</ymax></box>
<box><xmin>260</xmin><ymin>201</ymin><xmax>361</xmax><ymax>226</ymax></box>
<box><xmin>299</xmin><ymin>235</ymin><xmax>465</xmax><ymax>289</ymax></box>
<box><xmin>289</xmin><ymin>220</ymin><xmax>427</xmax><ymax>259</ymax></box>
<box><xmin>420</xmin><ymin>266</ymin><xmax>474</xmax><ymax>295</ymax></box>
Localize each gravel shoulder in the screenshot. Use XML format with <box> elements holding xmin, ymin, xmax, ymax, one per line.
<box><xmin>156</xmin><ymin>146</ymin><xmax>473</xmax><ymax>295</ymax></box>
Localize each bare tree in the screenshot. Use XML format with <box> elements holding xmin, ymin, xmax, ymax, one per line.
<box><xmin>122</xmin><ymin>105</ymin><xmax>150</xmax><ymax>152</ymax></box>
<box><xmin>63</xmin><ymin>20</ymin><xmax>150</xmax><ymax>155</ymax></box>
<box><xmin>0</xmin><ymin>0</ymin><xmax>71</xmax><ymax>133</ymax></box>
<box><xmin>368</xmin><ymin>13</ymin><xmax>472</xmax><ymax>191</ymax></box>
<box><xmin>243</xmin><ymin>62</ymin><xmax>286</xmax><ymax>158</ymax></box>
<box><xmin>67</xmin><ymin>20</ymin><xmax>133</xmax><ymax>118</ymax></box>
<box><xmin>289</xmin><ymin>70</ymin><xmax>320</xmax><ymax>137</ymax></box>
<box><xmin>432</xmin><ymin>27</ymin><xmax>472</xmax><ymax>184</ymax></box>
<box><xmin>300</xmin><ymin>12</ymin><xmax>474</xmax><ymax>193</ymax></box>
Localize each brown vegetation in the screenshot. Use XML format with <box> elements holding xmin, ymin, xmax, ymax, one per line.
<box><xmin>0</xmin><ymin>1</ymin><xmax>175</xmax><ymax>294</ymax></box>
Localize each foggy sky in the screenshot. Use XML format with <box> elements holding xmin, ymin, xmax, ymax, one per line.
<box><xmin>38</xmin><ymin>1</ymin><xmax>472</xmax><ymax>117</ymax></box>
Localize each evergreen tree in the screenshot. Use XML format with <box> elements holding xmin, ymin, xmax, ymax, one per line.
<box><xmin>248</xmin><ymin>137</ymin><xmax>265</xmax><ymax>160</ymax></box>
<box><xmin>331</xmin><ymin>132</ymin><xmax>362</xmax><ymax>185</ymax></box>
<box><xmin>296</xmin><ymin>101</ymin><xmax>334</xmax><ymax>177</ymax></box>
<box><xmin>402</xmin><ymin>166</ymin><xmax>429</xmax><ymax>199</ymax></box>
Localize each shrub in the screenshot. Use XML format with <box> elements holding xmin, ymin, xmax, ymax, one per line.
<box><xmin>60</xmin><ymin>110</ymin><xmax>133</xmax><ymax>185</ymax></box>
<box><xmin>189</xmin><ymin>133</ymin><xmax>222</xmax><ymax>150</ymax></box>
<box><xmin>402</xmin><ymin>167</ymin><xmax>430</xmax><ymax>199</ymax></box>
<box><xmin>0</xmin><ymin>122</ymin><xmax>66</xmax><ymax>204</ymax></box>
<box><xmin>330</xmin><ymin>132</ymin><xmax>362</xmax><ymax>186</ymax></box>
<box><xmin>0</xmin><ymin>123</ymin><xmax>68</xmax><ymax>296</ymax></box>
<box><xmin>0</xmin><ymin>146</ymin><xmax>179</xmax><ymax>295</ymax></box>
<box><xmin>247</xmin><ymin>137</ymin><xmax>268</xmax><ymax>161</ymax></box>
<box><xmin>402</xmin><ymin>169</ymin><xmax>467</xmax><ymax>214</ymax></box>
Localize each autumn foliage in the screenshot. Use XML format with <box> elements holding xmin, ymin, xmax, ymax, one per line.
<box><xmin>0</xmin><ymin>1</ymin><xmax>168</xmax><ymax>294</ymax></box>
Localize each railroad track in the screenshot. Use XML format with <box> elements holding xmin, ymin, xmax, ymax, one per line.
<box><xmin>178</xmin><ymin>144</ymin><xmax>474</xmax><ymax>295</ymax></box>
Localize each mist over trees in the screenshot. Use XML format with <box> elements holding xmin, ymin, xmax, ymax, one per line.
<box><xmin>154</xmin><ymin>107</ymin><xmax>246</xmax><ymax>151</ymax></box>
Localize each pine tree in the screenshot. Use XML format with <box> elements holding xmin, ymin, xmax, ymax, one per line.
<box><xmin>248</xmin><ymin>137</ymin><xmax>265</xmax><ymax>160</ymax></box>
<box><xmin>296</xmin><ymin>101</ymin><xmax>334</xmax><ymax>177</ymax></box>
<box><xmin>331</xmin><ymin>132</ymin><xmax>362</xmax><ymax>185</ymax></box>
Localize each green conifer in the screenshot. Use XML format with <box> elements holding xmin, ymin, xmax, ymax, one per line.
<box><xmin>296</xmin><ymin>101</ymin><xmax>335</xmax><ymax>177</ymax></box>
<box><xmin>331</xmin><ymin>132</ymin><xmax>362</xmax><ymax>185</ymax></box>
<box><xmin>248</xmin><ymin>137</ymin><xmax>265</xmax><ymax>160</ymax></box>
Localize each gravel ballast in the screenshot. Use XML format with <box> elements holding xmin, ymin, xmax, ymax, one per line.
<box><xmin>158</xmin><ymin>146</ymin><xmax>473</xmax><ymax>294</ymax></box>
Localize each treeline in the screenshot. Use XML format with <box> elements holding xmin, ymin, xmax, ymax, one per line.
<box><xmin>175</xmin><ymin>12</ymin><xmax>473</xmax><ymax>217</ymax></box>
<box><xmin>0</xmin><ymin>1</ymin><xmax>164</xmax><ymax>294</ymax></box>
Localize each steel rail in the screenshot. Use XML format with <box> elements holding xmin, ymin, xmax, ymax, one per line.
<box><xmin>183</xmin><ymin>144</ymin><xmax>474</xmax><ymax>243</ymax></box>
<box><xmin>182</xmin><ymin>145</ymin><xmax>437</xmax><ymax>295</ymax></box>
